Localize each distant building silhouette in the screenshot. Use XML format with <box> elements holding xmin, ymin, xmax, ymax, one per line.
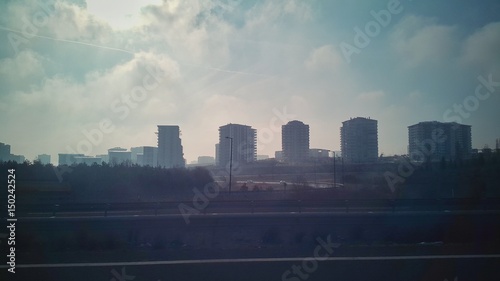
<box><xmin>108</xmin><ymin>147</ymin><xmax>131</xmax><ymax>166</ymax></box>
<box><xmin>256</xmin><ymin>155</ymin><xmax>269</xmax><ymax>160</ymax></box>
<box><xmin>408</xmin><ymin>121</ymin><xmax>471</xmax><ymax>162</ymax></box>
<box><xmin>130</xmin><ymin>147</ymin><xmax>144</xmax><ymax>165</ymax></box>
<box><xmin>332</xmin><ymin>150</ymin><xmax>342</xmax><ymax>158</ymax></box>
<box><xmin>0</xmin><ymin>143</ymin><xmax>10</xmax><ymax>161</ymax></box>
<box><xmin>7</xmin><ymin>155</ymin><xmax>25</xmax><ymax>163</ymax></box>
<box><xmin>218</xmin><ymin>123</ymin><xmax>256</xmax><ymax>167</ymax></box>
<box><xmin>275</xmin><ymin>151</ymin><xmax>284</xmax><ymax>162</ymax></box>
<box><xmin>126</xmin><ymin>146</ymin><xmax>157</xmax><ymax>166</ymax></box>
<box><xmin>0</xmin><ymin>142</ymin><xmax>26</xmax><ymax>163</ymax></box>
<box><xmin>36</xmin><ymin>154</ymin><xmax>51</xmax><ymax>165</ymax></box>
<box><xmin>215</xmin><ymin>143</ymin><xmax>220</xmax><ymax>166</ymax></box>
<box><xmin>157</xmin><ymin>125</ymin><xmax>185</xmax><ymax>168</ymax></box>
<box><xmin>341</xmin><ymin>117</ymin><xmax>378</xmax><ymax>163</ymax></box>
<box><xmin>309</xmin><ymin>148</ymin><xmax>330</xmax><ymax>159</ymax></box>
<box><xmin>282</xmin><ymin>120</ymin><xmax>310</xmax><ymax>163</ymax></box>
<box><xmin>198</xmin><ymin>156</ymin><xmax>215</xmax><ymax>166</ymax></box>
<box><xmin>58</xmin><ymin>153</ymin><xmax>84</xmax><ymax>165</ymax></box>
<box><xmin>96</xmin><ymin>154</ymin><xmax>109</xmax><ymax>163</ymax></box>
<box><xmin>74</xmin><ymin>156</ymin><xmax>102</xmax><ymax>165</ymax></box>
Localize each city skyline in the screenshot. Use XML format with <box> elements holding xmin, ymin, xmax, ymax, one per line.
<box><xmin>0</xmin><ymin>118</ymin><xmax>491</xmax><ymax>165</ymax></box>
<box><xmin>1</xmin><ymin>0</ymin><xmax>499</xmax><ymax>163</ymax></box>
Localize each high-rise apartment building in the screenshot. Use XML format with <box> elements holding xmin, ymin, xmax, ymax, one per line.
<box><xmin>157</xmin><ymin>125</ymin><xmax>185</xmax><ymax>168</ymax></box>
<box><xmin>218</xmin><ymin>123</ymin><xmax>256</xmax><ymax>168</ymax></box>
<box><xmin>408</xmin><ymin>121</ymin><xmax>471</xmax><ymax>162</ymax></box>
<box><xmin>340</xmin><ymin>117</ymin><xmax>378</xmax><ymax>163</ymax></box>
<box><xmin>282</xmin><ymin>120</ymin><xmax>310</xmax><ymax>163</ymax></box>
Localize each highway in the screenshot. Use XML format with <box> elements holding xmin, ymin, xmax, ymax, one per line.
<box><xmin>2</xmin><ymin>199</ymin><xmax>499</xmax><ymax>280</ymax></box>
<box><xmin>1</xmin><ymin>255</ymin><xmax>499</xmax><ymax>281</ymax></box>
<box><xmin>9</xmin><ymin>198</ymin><xmax>500</xmax><ymax>218</ymax></box>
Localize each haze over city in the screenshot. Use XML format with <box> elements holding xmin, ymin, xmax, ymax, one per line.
<box><xmin>1</xmin><ymin>0</ymin><xmax>499</xmax><ymax>163</ymax></box>
<box><xmin>2</xmin><ymin>2</ymin><xmax>500</xmax><ymax>280</ymax></box>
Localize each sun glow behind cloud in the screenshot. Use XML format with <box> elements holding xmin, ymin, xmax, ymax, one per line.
<box><xmin>86</xmin><ymin>0</ymin><xmax>161</xmax><ymax>30</ymax></box>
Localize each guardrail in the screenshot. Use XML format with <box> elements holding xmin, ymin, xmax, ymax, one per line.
<box><xmin>6</xmin><ymin>198</ymin><xmax>500</xmax><ymax>218</ymax></box>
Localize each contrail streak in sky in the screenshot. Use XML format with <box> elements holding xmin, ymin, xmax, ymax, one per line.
<box><xmin>0</xmin><ymin>26</ymin><xmax>135</xmax><ymax>54</ymax></box>
<box><xmin>0</xmin><ymin>26</ymin><xmax>274</xmax><ymax>77</ymax></box>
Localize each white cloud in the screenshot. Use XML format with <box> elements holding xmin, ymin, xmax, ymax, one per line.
<box><xmin>0</xmin><ymin>51</ymin><xmax>181</xmax><ymax>158</ymax></box>
<box><xmin>245</xmin><ymin>0</ymin><xmax>312</xmax><ymax>30</ymax></box>
<box><xmin>0</xmin><ymin>50</ymin><xmax>46</xmax><ymax>93</ymax></box>
<box><xmin>1</xmin><ymin>1</ymin><xmax>498</xmax><ymax>162</ymax></box>
<box><xmin>357</xmin><ymin>90</ymin><xmax>385</xmax><ymax>102</ymax></box>
<box><xmin>86</xmin><ymin>0</ymin><xmax>162</xmax><ymax>30</ymax></box>
<box><xmin>391</xmin><ymin>15</ymin><xmax>457</xmax><ymax>68</ymax></box>
<box><xmin>305</xmin><ymin>45</ymin><xmax>344</xmax><ymax>72</ymax></box>
<box><xmin>407</xmin><ymin>90</ymin><xmax>423</xmax><ymax>103</ymax></box>
<box><xmin>460</xmin><ymin>22</ymin><xmax>500</xmax><ymax>71</ymax></box>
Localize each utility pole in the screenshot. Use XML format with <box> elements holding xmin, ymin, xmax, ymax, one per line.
<box><xmin>226</xmin><ymin>136</ymin><xmax>233</xmax><ymax>194</ymax></box>
<box><xmin>333</xmin><ymin>151</ymin><xmax>336</xmax><ymax>188</ymax></box>
<box><xmin>342</xmin><ymin>156</ymin><xmax>345</xmax><ymax>186</ymax></box>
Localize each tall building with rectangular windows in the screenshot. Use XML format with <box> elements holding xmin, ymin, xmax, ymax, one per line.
<box><xmin>340</xmin><ymin>117</ymin><xmax>378</xmax><ymax>163</ymax></box>
<box><xmin>282</xmin><ymin>120</ymin><xmax>310</xmax><ymax>163</ymax></box>
<box><xmin>218</xmin><ymin>124</ymin><xmax>256</xmax><ymax>168</ymax></box>
<box><xmin>157</xmin><ymin>125</ymin><xmax>185</xmax><ymax>168</ymax></box>
<box><xmin>408</xmin><ymin>121</ymin><xmax>471</xmax><ymax>162</ymax></box>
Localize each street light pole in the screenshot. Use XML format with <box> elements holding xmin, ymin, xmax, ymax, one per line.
<box><xmin>333</xmin><ymin>151</ymin><xmax>336</xmax><ymax>188</ymax></box>
<box><xmin>341</xmin><ymin>156</ymin><xmax>344</xmax><ymax>186</ymax></box>
<box><xmin>226</xmin><ymin>136</ymin><xmax>233</xmax><ymax>194</ymax></box>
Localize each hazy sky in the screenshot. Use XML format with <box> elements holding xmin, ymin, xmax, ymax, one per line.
<box><xmin>1</xmin><ymin>0</ymin><xmax>499</xmax><ymax>164</ymax></box>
